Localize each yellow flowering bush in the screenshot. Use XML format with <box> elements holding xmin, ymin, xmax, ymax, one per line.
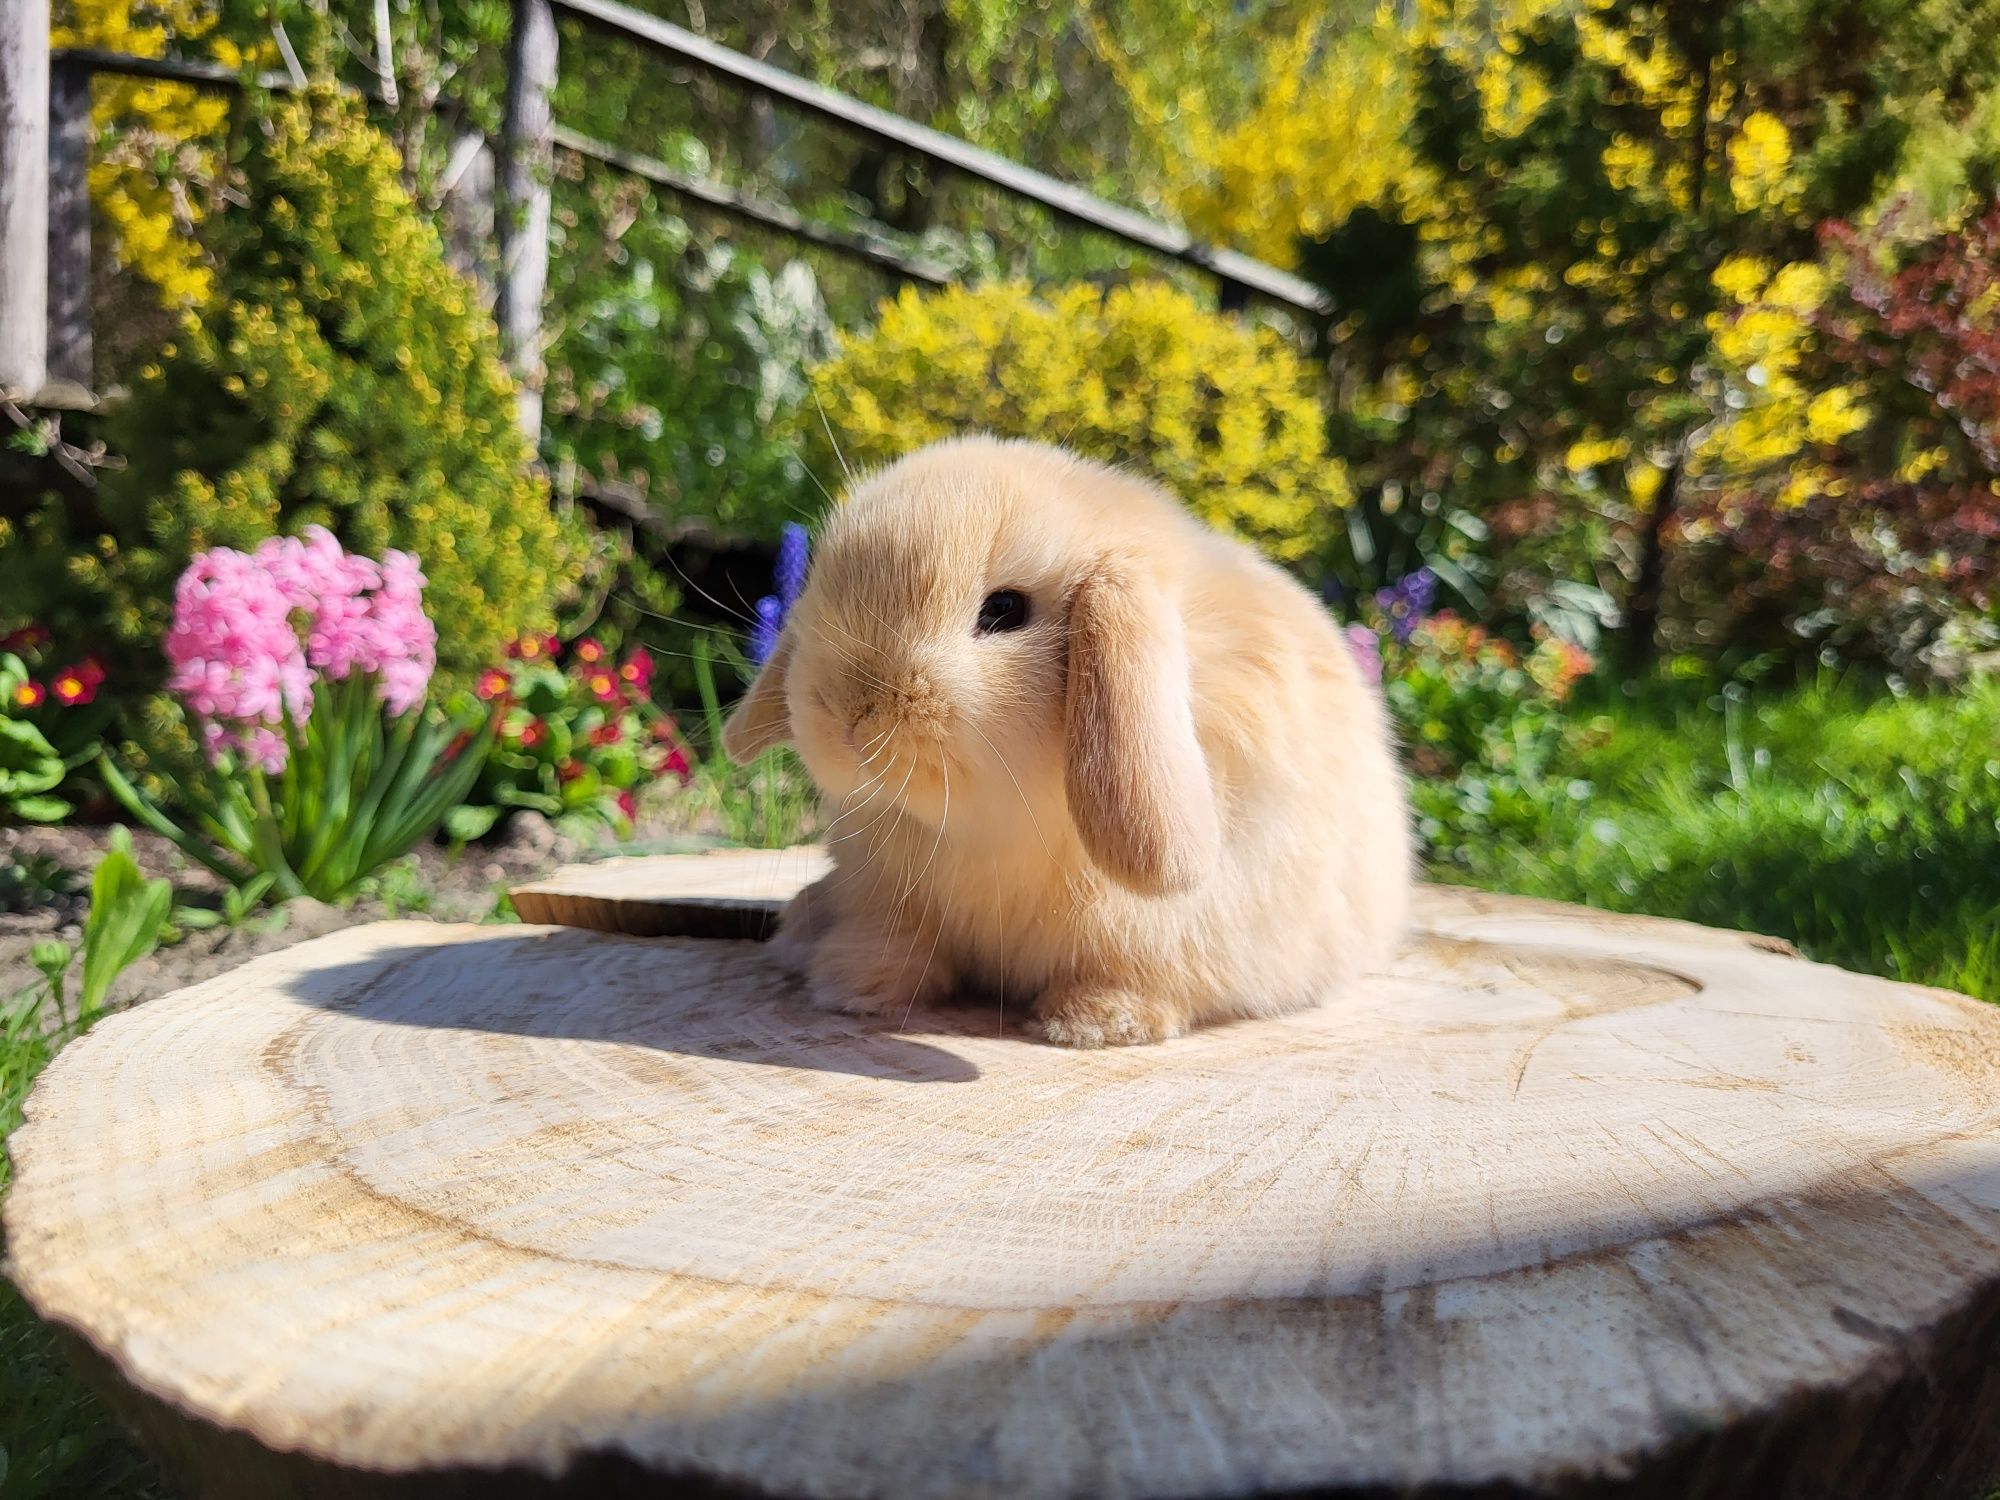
<box><xmin>51</xmin><ymin>0</ymin><xmax>244</xmax><ymax>308</ymax></box>
<box><xmin>805</xmin><ymin>280</ymin><xmax>1351</xmax><ymax>564</ymax></box>
<box><xmin>82</xmin><ymin>87</ymin><xmax>582</xmax><ymax>684</ymax></box>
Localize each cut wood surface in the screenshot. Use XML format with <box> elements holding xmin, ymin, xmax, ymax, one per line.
<box><xmin>9</xmin><ymin>852</ymin><xmax>2000</xmax><ymax>1500</ymax></box>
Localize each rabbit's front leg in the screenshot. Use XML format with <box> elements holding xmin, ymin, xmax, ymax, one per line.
<box><xmin>806</xmin><ymin>916</ymin><xmax>956</xmax><ymax>1019</ymax></box>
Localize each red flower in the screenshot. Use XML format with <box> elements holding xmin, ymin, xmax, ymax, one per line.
<box><xmin>475</xmin><ymin>668</ymin><xmax>511</xmax><ymax>701</ymax></box>
<box><xmin>1</xmin><ymin>624</ymin><xmax>50</xmax><ymax>654</ymax></box>
<box><xmin>49</xmin><ymin>659</ymin><xmax>102</xmax><ymax>706</ymax></box>
<box><xmin>586</xmin><ymin>670</ymin><xmax>621</xmax><ymax>705</ymax></box>
<box><xmin>573</xmin><ymin>637</ymin><xmax>606</xmax><ymax>665</ymax></box>
<box><xmin>587</xmin><ymin>722</ymin><xmax>623</xmax><ymax>748</ymax></box>
<box><xmin>512</xmin><ymin>634</ymin><xmax>559</xmax><ymax>663</ymax></box>
<box><xmin>664</xmin><ymin>745</ymin><xmax>692</xmax><ymax>784</ymax></box>
<box><xmin>11</xmin><ymin>679</ymin><xmax>45</xmax><ymax>709</ymax></box>
<box><xmin>618</xmin><ymin>646</ymin><xmax>654</xmax><ymax>692</ymax></box>
<box><xmin>557</xmin><ymin>759</ymin><xmax>585</xmax><ymax>783</ymax></box>
<box><xmin>616</xmin><ymin>789</ymin><xmax>638</xmax><ymax>821</ymax></box>
<box><xmin>517</xmin><ymin>718</ymin><xmax>548</xmax><ymax>749</ymax></box>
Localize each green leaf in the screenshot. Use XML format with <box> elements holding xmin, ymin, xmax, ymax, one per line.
<box><xmin>0</xmin><ymin>717</ymin><xmax>65</xmax><ymax>799</ymax></box>
<box><xmin>9</xmin><ymin>794</ymin><xmax>71</xmax><ymax>823</ymax></box>
<box><xmin>79</xmin><ymin>829</ymin><xmax>175</xmax><ymax>1017</ymax></box>
<box><xmin>443</xmin><ymin>803</ymin><xmax>502</xmax><ymax>843</ymax></box>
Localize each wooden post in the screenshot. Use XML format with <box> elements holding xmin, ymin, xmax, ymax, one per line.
<box><xmin>46</xmin><ymin>52</ymin><xmax>91</xmax><ymax>394</ymax></box>
<box><xmin>498</xmin><ymin>0</ymin><xmax>555</xmax><ymax>444</ymax></box>
<box><xmin>0</xmin><ymin>0</ymin><xmax>51</xmax><ymax>400</ymax></box>
<box><xmin>440</xmin><ymin>126</ymin><xmax>495</xmax><ymax>310</ymax></box>
<box><xmin>12</xmin><ymin>853</ymin><xmax>2000</xmax><ymax>1500</ymax></box>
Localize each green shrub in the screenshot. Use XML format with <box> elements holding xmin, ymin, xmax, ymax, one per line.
<box><xmin>85</xmin><ymin>85</ymin><xmax>581</xmax><ymax>685</ymax></box>
<box><xmin>806</xmin><ymin>279</ymin><xmax>1351</xmax><ymax>568</ymax></box>
<box><xmin>544</xmin><ymin>171</ymin><xmax>830</xmax><ymax>539</ymax></box>
<box><xmin>1353</xmin><ymin>596</ymin><xmax>1599</xmax><ymax>870</ymax></box>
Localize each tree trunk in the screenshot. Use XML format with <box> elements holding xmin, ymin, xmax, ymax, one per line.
<box><xmin>10</xmin><ymin>851</ymin><xmax>2000</xmax><ymax>1500</ymax></box>
<box><xmin>1621</xmin><ymin>451</ymin><xmax>1682</xmax><ymax>673</ymax></box>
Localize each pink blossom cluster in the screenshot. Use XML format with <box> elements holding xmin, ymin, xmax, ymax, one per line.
<box><xmin>165</xmin><ymin>527</ymin><xmax>437</xmax><ymax>771</ymax></box>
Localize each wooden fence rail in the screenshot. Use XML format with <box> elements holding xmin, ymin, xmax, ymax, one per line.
<box><xmin>0</xmin><ymin>0</ymin><xmax>1329</xmax><ymax>436</ymax></box>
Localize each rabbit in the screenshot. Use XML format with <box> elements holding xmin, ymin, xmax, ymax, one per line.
<box><xmin>723</xmin><ymin>435</ymin><xmax>1412</xmax><ymax>1047</ymax></box>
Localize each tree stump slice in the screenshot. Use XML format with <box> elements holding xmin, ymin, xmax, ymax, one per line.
<box><xmin>9</xmin><ymin>856</ymin><xmax>2000</xmax><ymax>1500</ymax></box>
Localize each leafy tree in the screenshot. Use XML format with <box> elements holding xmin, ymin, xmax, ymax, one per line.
<box><xmin>1165</xmin><ymin>0</ymin><xmax>2000</xmax><ymax>658</ymax></box>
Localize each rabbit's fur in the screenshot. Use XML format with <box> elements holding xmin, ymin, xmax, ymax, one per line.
<box><xmin>724</xmin><ymin>437</ymin><xmax>1411</xmax><ymax>1046</ymax></box>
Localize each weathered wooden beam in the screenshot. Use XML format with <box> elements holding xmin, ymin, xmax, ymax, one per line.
<box><xmin>554</xmin><ymin>125</ymin><xmax>951</xmax><ymax>287</ymax></box>
<box><xmin>498</xmin><ymin>0</ymin><xmax>556</xmax><ymax>444</ymax></box>
<box><xmin>47</xmin><ymin>53</ymin><xmax>92</xmax><ymax>391</ymax></box>
<box><xmin>0</xmin><ymin>0</ymin><xmax>52</xmax><ymax>400</ymax></box>
<box><xmin>552</xmin><ymin>0</ymin><xmax>1334</xmax><ymax>316</ymax></box>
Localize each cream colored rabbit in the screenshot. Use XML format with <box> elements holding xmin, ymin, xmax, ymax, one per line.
<box><xmin>724</xmin><ymin>436</ymin><xmax>1411</xmax><ymax>1046</ymax></box>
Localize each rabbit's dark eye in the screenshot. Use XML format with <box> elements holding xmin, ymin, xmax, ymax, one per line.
<box><xmin>976</xmin><ymin>589</ymin><xmax>1031</xmax><ymax>634</ymax></box>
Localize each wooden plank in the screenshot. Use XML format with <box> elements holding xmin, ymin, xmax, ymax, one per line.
<box><xmin>11</xmin><ymin>897</ymin><xmax>2000</xmax><ymax>1498</ymax></box>
<box><xmin>551</xmin><ymin>0</ymin><xmax>1334</xmax><ymax>316</ymax></box>
<box><xmin>0</xmin><ymin>0</ymin><xmax>52</xmax><ymax>399</ymax></box>
<box><xmin>498</xmin><ymin>0</ymin><xmax>557</xmax><ymax>442</ymax></box>
<box><xmin>47</xmin><ymin>53</ymin><xmax>91</xmax><ymax>390</ymax></box>
<box><xmin>555</xmin><ymin>125</ymin><xmax>952</xmax><ymax>287</ymax></box>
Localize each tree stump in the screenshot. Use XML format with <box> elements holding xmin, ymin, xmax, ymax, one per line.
<box><xmin>8</xmin><ymin>853</ymin><xmax>2000</xmax><ymax>1500</ymax></box>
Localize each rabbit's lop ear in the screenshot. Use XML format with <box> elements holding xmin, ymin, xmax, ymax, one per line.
<box><xmin>722</xmin><ymin>629</ymin><xmax>795</xmax><ymax>763</ymax></box>
<box><xmin>1063</xmin><ymin>563</ymin><xmax>1221</xmax><ymax>895</ymax></box>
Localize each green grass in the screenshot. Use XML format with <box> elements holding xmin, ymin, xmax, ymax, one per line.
<box><xmin>3</xmin><ymin>981</ymin><xmax>170</xmax><ymax>1497</ymax></box>
<box><xmin>1448</xmin><ymin>676</ymin><xmax>2000</xmax><ymax>1001</ymax></box>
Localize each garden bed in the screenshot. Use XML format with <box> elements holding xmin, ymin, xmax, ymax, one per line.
<box><xmin>0</xmin><ymin>807</ymin><xmax>762</xmax><ymax>1025</ymax></box>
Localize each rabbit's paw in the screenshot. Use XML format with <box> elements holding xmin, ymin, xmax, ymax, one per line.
<box><xmin>1033</xmin><ymin>984</ymin><xmax>1187</xmax><ymax>1048</ymax></box>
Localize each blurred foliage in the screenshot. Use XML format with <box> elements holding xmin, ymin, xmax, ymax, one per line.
<box><xmin>1148</xmin><ymin>0</ymin><xmax>2000</xmax><ymax>665</ymax></box>
<box><xmin>543</xmin><ymin>163</ymin><xmax>830</xmax><ymax>536</ymax></box>
<box><xmin>808</xmin><ymin>279</ymin><xmax>1350</xmax><ymax>564</ymax></box>
<box><xmin>1673</xmin><ymin>208</ymin><xmax>2000</xmax><ymax>677</ymax></box>
<box><xmin>52</xmin><ymin>0</ymin><xmax>242</xmax><ymax>309</ymax></box>
<box><xmin>1357</xmin><ymin>604</ymin><xmax>1599</xmax><ymax>870</ymax></box>
<box><xmin>77</xmin><ymin>83</ymin><xmax>581</xmax><ymax>688</ymax></box>
<box><xmin>38</xmin><ymin>0</ymin><xmax>2000</xmax><ymax>689</ymax></box>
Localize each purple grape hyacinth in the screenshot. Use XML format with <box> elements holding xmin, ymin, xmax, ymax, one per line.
<box><xmin>749</xmin><ymin>597</ymin><xmax>785</xmax><ymax>666</ymax></box>
<box><xmin>1374</xmin><ymin>566</ymin><xmax>1437</xmax><ymax>645</ymax></box>
<box><xmin>775</xmin><ymin>523</ymin><xmax>809</xmax><ymax>609</ymax></box>
<box><xmin>749</xmin><ymin>523</ymin><xmax>811</xmax><ymax>667</ymax></box>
